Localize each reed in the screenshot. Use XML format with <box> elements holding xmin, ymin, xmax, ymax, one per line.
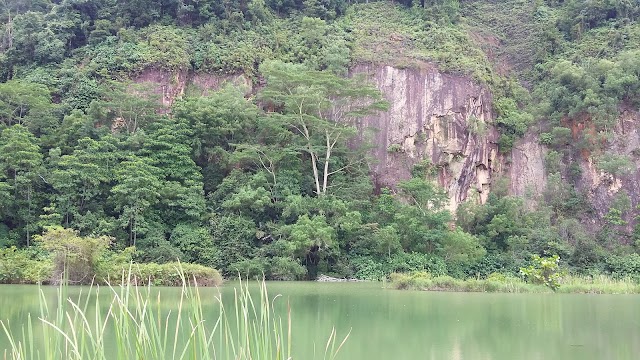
<box><xmin>1</xmin><ymin>266</ymin><xmax>350</xmax><ymax>360</ymax></box>
<box><xmin>556</xmin><ymin>274</ymin><xmax>640</xmax><ymax>294</ymax></box>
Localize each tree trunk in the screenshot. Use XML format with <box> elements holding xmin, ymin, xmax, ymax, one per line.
<box><xmin>322</xmin><ymin>130</ymin><xmax>332</xmax><ymax>195</ymax></box>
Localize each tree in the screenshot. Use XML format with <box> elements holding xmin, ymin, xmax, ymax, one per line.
<box><xmin>110</xmin><ymin>156</ymin><xmax>162</xmax><ymax>247</ymax></box>
<box><xmin>90</xmin><ymin>81</ymin><xmax>160</xmax><ymax>134</ymax></box>
<box><xmin>258</xmin><ymin>60</ymin><xmax>387</xmax><ymax>196</ymax></box>
<box><xmin>281</xmin><ymin>214</ymin><xmax>335</xmax><ymax>277</ymax></box>
<box><xmin>139</xmin><ymin>117</ymin><xmax>206</xmax><ymax>228</ymax></box>
<box><xmin>35</xmin><ymin>226</ymin><xmax>110</xmax><ymax>284</ymax></box>
<box><xmin>520</xmin><ymin>254</ymin><xmax>563</xmax><ymax>290</ymax></box>
<box><xmin>173</xmin><ymin>86</ymin><xmax>258</xmax><ymax>193</ymax></box>
<box><xmin>48</xmin><ymin>137</ymin><xmax>119</xmax><ymax>230</ymax></box>
<box><xmin>0</xmin><ymin>80</ymin><xmax>57</xmax><ymax>138</ymax></box>
<box><xmin>0</xmin><ymin>124</ymin><xmax>43</xmax><ymax>245</ymax></box>
<box><xmin>170</xmin><ymin>224</ymin><xmax>216</xmax><ymax>265</ymax></box>
<box><xmin>440</xmin><ymin>230</ymin><xmax>486</xmax><ymax>272</ymax></box>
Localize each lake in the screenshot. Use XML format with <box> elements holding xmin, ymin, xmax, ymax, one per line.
<box><xmin>1</xmin><ymin>282</ymin><xmax>639</xmax><ymax>359</ymax></box>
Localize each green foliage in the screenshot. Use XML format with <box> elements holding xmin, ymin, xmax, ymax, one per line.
<box><xmin>440</xmin><ymin>230</ymin><xmax>486</xmax><ymax>274</ymax></box>
<box><xmin>0</xmin><ymin>246</ymin><xmax>51</xmax><ymax>284</ymax></box>
<box><xmin>1</xmin><ymin>0</ymin><xmax>640</xmax><ymax>283</ymax></box>
<box><xmin>520</xmin><ymin>254</ymin><xmax>563</xmax><ymax>291</ymax></box>
<box><xmin>35</xmin><ymin>227</ymin><xmax>110</xmax><ymax>284</ymax></box>
<box><xmin>0</xmin><ymin>124</ymin><xmax>44</xmax><ymax>245</ymax></box>
<box><xmin>170</xmin><ymin>224</ymin><xmax>216</xmax><ymax>266</ymax></box>
<box><xmin>209</xmin><ymin>214</ymin><xmax>257</xmax><ymax>274</ymax></box>
<box><xmin>0</xmin><ymin>80</ymin><xmax>56</xmax><ymax>134</ymax></box>
<box><xmin>118</xmin><ymin>262</ymin><xmax>222</xmax><ymax>286</ymax></box>
<box><xmin>596</xmin><ymin>153</ymin><xmax>635</xmax><ymax>177</ymax></box>
<box><xmin>344</xmin><ymin>2</ymin><xmax>493</xmax><ymax>81</ymax></box>
<box><xmin>494</xmin><ymin>96</ymin><xmax>534</xmax><ymax>152</ymax></box>
<box><xmin>258</xmin><ymin>60</ymin><xmax>387</xmax><ymax>196</ymax></box>
<box><xmin>391</xmin><ymin>270</ymin><xmax>640</xmax><ymax>293</ymax></box>
<box><xmin>231</xmin><ymin>256</ymin><xmax>306</xmax><ymax>280</ymax></box>
<box><xmin>605</xmin><ymin>254</ymin><xmax>640</xmax><ymax>280</ymax></box>
<box><xmin>351</xmin><ymin>252</ymin><xmax>447</xmax><ymax>280</ymax></box>
<box><xmin>283</xmin><ymin>214</ymin><xmax>336</xmax><ymax>257</ymax></box>
<box><xmin>390</xmin><ymin>271</ymin><xmax>550</xmax><ymax>293</ymax></box>
<box><xmin>110</xmin><ymin>156</ymin><xmax>162</xmax><ymax>247</ymax></box>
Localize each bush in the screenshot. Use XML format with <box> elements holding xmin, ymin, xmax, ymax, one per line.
<box><xmin>388</xmin><ymin>252</ymin><xmax>448</xmax><ymax>276</ymax></box>
<box><xmin>351</xmin><ymin>257</ymin><xmax>386</xmax><ymax>281</ymax></box>
<box><xmin>231</xmin><ymin>257</ymin><xmax>306</xmax><ymax>281</ymax></box>
<box><xmin>389</xmin><ymin>271</ymin><xmax>548</xmax><ymax>293</ymax></box>
<box><xmin>467</xmin><ymin>253</ymin><xmax>521</xmax><ymax>278</ymax></box>
<box><xmin>389</xmin><ymin>271</ymin><xmax>432</xmax><ymax>290</ymax></box>
<box><xmin>605</xmin><ymin>254</ymin><xmax>640</xmax><ymax>280</ymax></box>
<box><xmin>520</xmin><ymin>254</ymin><xmax>563</xmax><ymax>290</ymax></box>
<box><xmin>115</xmin><ymin>262</ymin><xmax>223</xmax><ymax>286</ymax></box>
<box><xmin>35</xmin><ymin>227</ymin><xmax>110</xmax><ymax>285</ymax></box>
<box><xmin>0</xmin><ymin>247</ymin><xmax>52</xmax><ymax>284</ymax></box>
<box><xmin>350</xmin><ymin>253</ymin><xmax>447</xmax><ymax>281</ymax></box>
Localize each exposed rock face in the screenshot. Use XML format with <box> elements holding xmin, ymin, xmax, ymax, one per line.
<box><xmin>132</xmin><ymin>68</ymin><xmax>251</xmax><ymax>107</ymax></box>
<box><xmin>132</xmin><ymin>65</ymin><xmax>640</xmax><ymax>224</ymax></box>
<box><xmin>574</xmin><ymin>109</ymin><xmax>640</xmax><ymax>224</ymax></box>
<box><xmin>131</xmin><ymin>64</ymin><xmax>548</xmax><ymax>212</ymax></box>
<box><xmin>508</xmin><ymin>132</ymin><xmax>547</xmax><ymax>205</ymax></box>
<box><xmin>352</xmin><ymin>64</ymin><xmax>499</xmax><ymax>210</ymax></box>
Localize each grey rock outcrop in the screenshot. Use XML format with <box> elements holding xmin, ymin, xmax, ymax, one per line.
<box><xmin>352</xmin><ymin>64</ymin><xmax>499</xmax><ymax>210</ymax></box>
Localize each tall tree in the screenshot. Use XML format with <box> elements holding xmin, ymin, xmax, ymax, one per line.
<box><xmin>110</xmin><ymin>156</ymin><xmax>161</xmax><ymax>247</ymax></box>
<box><xmin>0</xmin><ymin>80</ymin><xmax>57</xmax><ymax>139</ymax></box>
<box><xmin>139</xmin><ymin>117</ymin><xmax>206</xmax><ymax>229</ymax></box>
<box><xmin>90</xmin><ymin>81</ymin><xmax>160</xmax><ymax>134</ymax></box>
<box><xmin>0</xmin><ymin>124</ymin><xmax>43</xmax><ymax>245</ymax></box>
<box><xmin>48</xmin><ymin>136</ymin><xmax>119</xmax><ymax>231</ymax></box>
<box><xmin>258</xmin><ymin>60</ymin><xmax>387</xmax><ymax>196</ymax></box>
<box><xmin>173</xmin><ymin>86</ymin><xmax>258</xmax><ymax>193</ymax></box>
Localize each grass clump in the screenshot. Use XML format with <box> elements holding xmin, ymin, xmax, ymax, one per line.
<box><xmin>390</xmin><ymin>271</ymin><xmax>548</xmax><ymax>293</ymax></box>
<box><xmin>557</xmin><ymin>275</ymin><xmax>640</xmax><ymax>294</ymax></box>
<box><xmin>1</xmin><ymin>268</ymin><xmax>349</xmax><ymax>360</ymax></box>
<box><xmin>390</xmin><ymin>271</ymin><xmax>640</xmax><ymax>294</ymax></box>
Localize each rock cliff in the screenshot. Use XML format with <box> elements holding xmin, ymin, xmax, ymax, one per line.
<box><xmin>133</xmin><ymin>64</ymin><xmax>535</xmax><ymax>211</ymax></box>
<box><xmin>351</xmin><ymin>64</ymin><xmax>499</xmax><ymax>210</ymax></box>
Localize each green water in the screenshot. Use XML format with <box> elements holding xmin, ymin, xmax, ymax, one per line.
<box><xmin>1</xmin><ymin>282</ymin><xmax>639</xmax><ymax>359</ymax></box>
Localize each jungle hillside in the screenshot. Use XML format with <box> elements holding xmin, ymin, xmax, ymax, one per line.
<box><xmin>2</xmin><ymin>0</ymin><xmax>640</xmax><ymax>285</ymax></box>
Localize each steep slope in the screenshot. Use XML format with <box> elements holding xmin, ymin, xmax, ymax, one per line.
<box><xmin>352</xmin><ymin>63</ymin><xmax>497</xmax><ymax>210</ymax></box>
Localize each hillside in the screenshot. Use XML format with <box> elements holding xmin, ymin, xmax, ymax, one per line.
<box><xmin>1</xmin><ymin>0</ymin><xmax>640</xmax><ymax>282</ymax></box>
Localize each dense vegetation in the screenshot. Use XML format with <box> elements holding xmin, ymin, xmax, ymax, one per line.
<box><xmin>1</xmin><ymin>0</ymin><xmax>640</xmax><ymax>285</ymax></box>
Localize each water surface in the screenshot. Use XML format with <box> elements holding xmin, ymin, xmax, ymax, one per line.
<box><xmin>1</xmin><ymin>282</ymin><xmax>638</xmax><ymax>359</ymax></box>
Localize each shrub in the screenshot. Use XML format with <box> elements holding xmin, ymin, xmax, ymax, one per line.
<box><xmin>605</xmin><ymin>254</ymin><xmax>640</xmax><ymax>280</ymax></box>
<box><xmin>0</xmin><ymin>247</ymin><xmax>52</xmax><ymax>284</ymax></box>
<box><xmin>350</xmin><ymin>253</ymin><xmax>447</xmax><ymax>281</ymax></box>
<box><xmin>388</xmin><ymin>252</ymin><xmax>448</xmax><ymax>276</ymax></box>
<box><xmin>520</xmin><ymin>254</ymin><xmax>563</xmax><ymax>290</ymax></box>
<box><xmin>597</xmin><ymin>153</ymin><xmax>635</xmax><ymax>177</ymax></box>
<box><xmin>35</xmin><ymin>227</ymin><xmax>110</xmax><ymax>285</ymax></box>
<box><xmin>389</xmin><ymin>271</ymin><xmax>432</xmax><ymax>290</ymax></box>
<box><xmin>231</xmin><ymin>257</ymin><xmax>306</xmax><ymax>281</ymax></box>
<box><xmin>351</xmin><ymin>257</ymin><xmax>386</xmax><ymax>281</ymax></box>
<box><xmin>122</xmin><ymin>262</ymin><xmax>223</xmax><ymax>286</ymax></box>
